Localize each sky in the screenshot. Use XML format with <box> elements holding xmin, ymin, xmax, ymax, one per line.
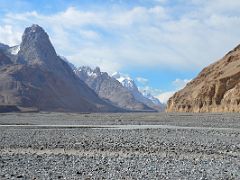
<box><xmin>1</xmin><ymin>0</ymin><xmax>240</xmax><ymax>103</ymax></box>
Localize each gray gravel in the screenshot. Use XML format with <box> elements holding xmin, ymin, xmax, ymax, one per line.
<box><xmin>0</xmin><ymin>112</ymin><xmax>240</xmax><ymax>179</ymax></box>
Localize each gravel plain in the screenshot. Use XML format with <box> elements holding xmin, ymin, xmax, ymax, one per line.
<box><xmin>0</xmin><ymin>112</ymin><xmax>240</xmax><ymax>179</ymax></box>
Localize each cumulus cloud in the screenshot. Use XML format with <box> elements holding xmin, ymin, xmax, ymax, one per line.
<box><xmin>1</xmin><ymin>3</ymin><xmax>240</xmax><ymax>73</ymax></box>
<box><xmin>0</xmin><ymin>25</ymin><xmax>21</xmax><ymax>46</ymax></box>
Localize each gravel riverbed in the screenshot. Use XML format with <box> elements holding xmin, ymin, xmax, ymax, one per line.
<box><xmin>0</xmin><ymin>112</ymin><xmax>240</xmax><ymax>179</ymax></box>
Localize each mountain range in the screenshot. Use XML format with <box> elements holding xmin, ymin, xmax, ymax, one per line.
<box><xmin>1</xmin><ymin>24</ymin><xmax>239</xmax><ymax>113</ymax></box>
<box><xmin>0</xmin><ymin>24</ymin><xmax>164</xmax><ymax>113</ymax></box>
<box><xmin>75</xmin><ymin>67</ymin><xmax>164</xmax><ymax>111</ymax></box>
<box><xmin>0</xmin><ymin>25</ymin><xmax>121</xmax><ymax>112</ymax></box>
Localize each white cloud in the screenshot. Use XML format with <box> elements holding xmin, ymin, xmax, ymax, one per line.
<box><xmin>190</xmin><ymin>0</ymin><xmax>240</xmax><ymax>16</ymax></box>
<box><xmin>156</xmin><ymin>78</ymin><xmax>191</xmax><ymax>104</ymax></box>
<box><xmin>139</xmin><ymin>86</ymin><xmax>162</xmax><ymax>96</ymax></box>
<box><xmin>136</xmin><ymin>77</ymin><xmax>148</xmax><ymax>85</ymax></box>
<box><xmin>0</xmin><ymin>5</ymin><xmax>173</xmax><ymax>72</ymax></box>
<box><xmin>1</xmin><ymin>2</ymin><xmax>240</xmax><ymax>74</ymax></box>
<box><xmin>0</xmin><ymin>25</ymin><xmax>21</xmax><ymax>46</ymax></box>
<box><xmin>157</xmin><ymin>91</ymin><xmax>175</xmax><ymax>104</ymax></box>
<box><xmin>67</xmin><ymin>47</ymin><xmax>122</xmax><ymax>73</ymax></box>
<box><xmin>172</xmin><ymin>78</ymin><xmax>191</xmax><ymax>89</ymax></box>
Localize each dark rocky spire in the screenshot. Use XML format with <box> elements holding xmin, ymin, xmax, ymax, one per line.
<box><xmin>18</xmin><ymin>24</ymin><xmax>57</xmax><ymax>66</ymax></box>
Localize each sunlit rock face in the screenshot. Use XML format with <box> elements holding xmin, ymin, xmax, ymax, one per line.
<box><xmin>167</xmin><ymin>45</ymin><xmax>240</xmax><ymax>112</ymax></box>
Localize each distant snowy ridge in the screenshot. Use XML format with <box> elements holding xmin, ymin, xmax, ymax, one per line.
<box><xmin>75</xmin><ymin>66</ymin><xmax>154</xmax><ymax>111</ymax></box>
<box><xmin>57</xmin><ymin>58</ymin><xmax>165</xmax><ymax>111</ymax></box>
<box><xmin>112</xmin><ymin>72</ymin><xmax>165</xmax><ymax>111</ymax></box>
<box><xmin>141</xmin><ymin>90</ymin><xmax>161</xmax><ymax>105</ymax></box>
<box><xmin>112</xmin><ymin>72</ymin><xmax>136</xmax><ymax>90</ymax></box>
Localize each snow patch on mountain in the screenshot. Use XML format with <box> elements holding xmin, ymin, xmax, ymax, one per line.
<box><xmin>141</xmin><ymin>90</ymin><xmax>161</xmax><ymax>105</ymax></box>
<box><xmin>112</xmin><ymin>72</ymin><xmax>164</xmax><ymax>109</ymax></box>
<box><xmin>112</xmin><ymin>72</ymin><xmax>136</xmax><ymax>90</ymax></box>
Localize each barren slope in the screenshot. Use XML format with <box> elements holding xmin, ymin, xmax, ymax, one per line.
<box><xmin>167</xmin><ymin>45</ymin><xmax>240</xmax><ymax>112</ymax></box>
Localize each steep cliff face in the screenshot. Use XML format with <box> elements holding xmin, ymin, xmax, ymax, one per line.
<box><xmin>167</xmin><ymin>45</ymin><xmax>240</xmax><ymax>112</ymax></box>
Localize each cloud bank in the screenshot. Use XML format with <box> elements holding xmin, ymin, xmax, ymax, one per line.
<box><xmin>1</xmin><ymin>1</ymin><xmax>240</xmax><ymax>73</ymax></box>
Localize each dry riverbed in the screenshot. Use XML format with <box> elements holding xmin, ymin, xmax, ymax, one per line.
<box><xmin>0</xmin><ymin>112</ymin><xmax>240</xmax><ymax>179</ymax></box>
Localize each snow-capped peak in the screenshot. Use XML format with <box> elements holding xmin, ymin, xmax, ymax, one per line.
<box><xmin>112</xmin><ymin>72</ymin><xmax>136</xmax><ymax>90</ymax></box>
<box><xmin>112</xmin><ymin>72</ymin><xmax>164</xmax><ymax>107</ymax></box>
<box><xmin>141</xmin><ymin>90</ymin><xmax>161</xmax><ymax>105</ymax></box>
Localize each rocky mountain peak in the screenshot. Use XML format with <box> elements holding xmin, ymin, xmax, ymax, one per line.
<box><xmin>93</xmin><ymin>67</ymin><xmax>101</xmax><ymax>74</ymax></box>
<box><xmin>112</xmin><ymin>72</ymin><xmax>136</xmax><ymax>90</ymax></box>
<box><xmin>21</xmin><ymin>24</ymin><xmax>50</xmax><ymax>47</ymax></box>
<box><xmin>18</xmin><ymin>24</ymin><xmax>57</xmax><ymax>66</ymax></box>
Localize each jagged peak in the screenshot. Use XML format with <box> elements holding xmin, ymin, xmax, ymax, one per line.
<box><xmin>21</xmin><ymin>25</ymin><xmax>47</xmax><ymax>43</ymax></box>
<box><xmin>18</xmin><ymin>24</ymin><xmax>57</xmax><ymax>65</ymax></box>
<box><xmin>93</xmin><ymin>67</ymin><xmax>101</xmax><ymax>75</ymax></box>
<box><xmin>77</xmin><ymin>65</ymin><xmax>93</xmax><ymax>72</ymax></box>
<box><xmin>25</xmin><ymin>24</ymin><xmax>45</xmax><ymax>34</ymax></box>
<box><xmin>112</xmin><ymin>72</ymin><xmax>137</xmax><ymax>90</ymax></box>
<box><xmin>77</xmin><ymin>66</ymin><xmax>102</xmax><ymax>78</ymax></box>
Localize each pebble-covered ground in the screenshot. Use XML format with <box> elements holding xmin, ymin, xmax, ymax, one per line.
<box><xmin>0</xmin><ymin>112</ymin><xmax>240</xmax><ymax>179</ymax></box>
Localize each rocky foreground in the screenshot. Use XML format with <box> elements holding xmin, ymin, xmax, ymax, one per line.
<box><xmin>0</xmin><ymin>113</ymin><xmax>240</xmax><ymax>179</ymax></box>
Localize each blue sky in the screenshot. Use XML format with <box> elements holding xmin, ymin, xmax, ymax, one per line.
<box><xmin>1</xmin><ymin>0</ymin><xmax>240</xmax><ymax>103</ymax></box>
